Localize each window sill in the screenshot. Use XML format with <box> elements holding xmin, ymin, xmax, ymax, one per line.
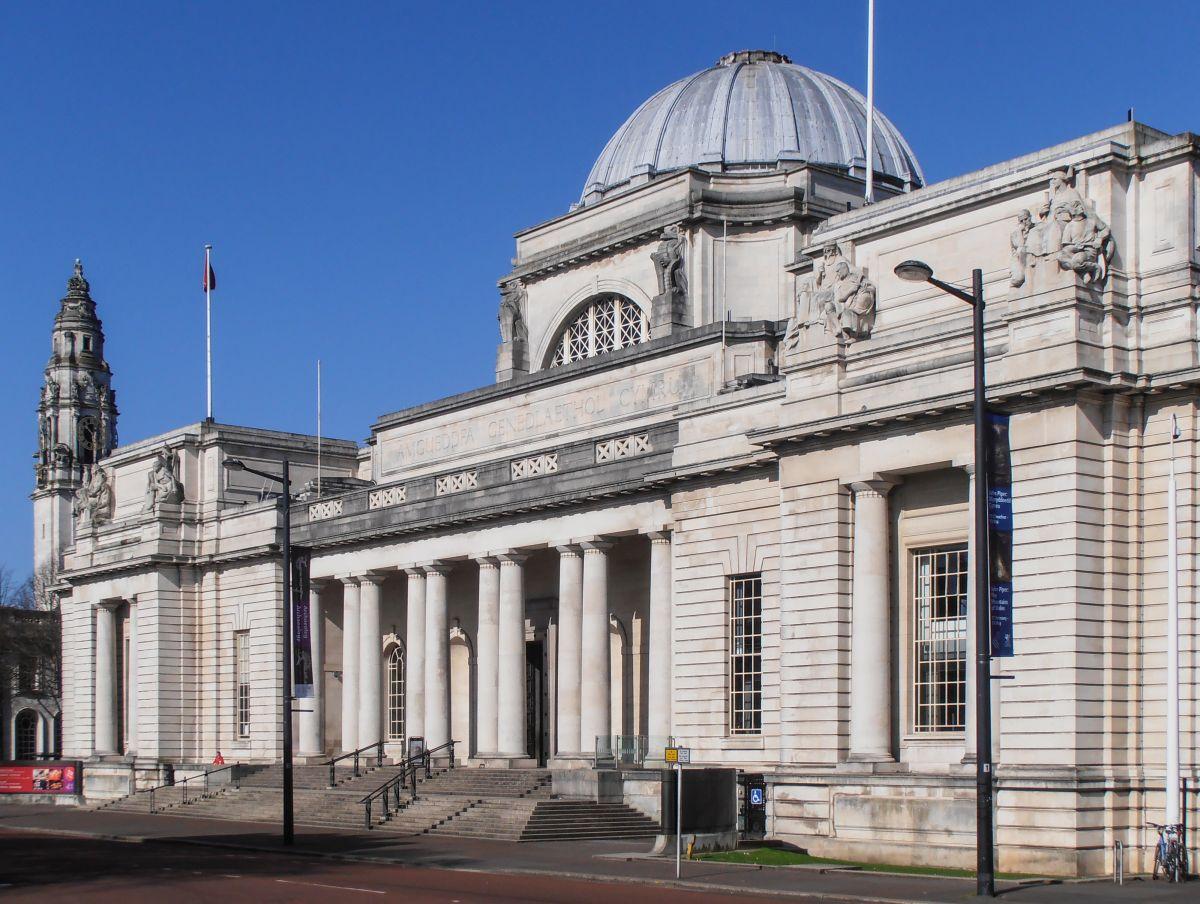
<box><xmin>722</xmin><ymin>735</ymin><xmax>765</xmax><ymax>750</ymax></box>
<box><xmin>901</xmin><ymin>733</ymin><xmax>965</xmax><ymax>744</ymax></box>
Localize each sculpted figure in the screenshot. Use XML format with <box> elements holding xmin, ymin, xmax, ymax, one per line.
<box><xmin>497</xmin><ymin>280</ymin><xmax>527</xmax><ymax>343</ymax></box>
<box><xmin>1010</xmin><ymin>210</ymin><xmax>1034</xmax><ymax>287</ymax></box>
<box><xmin>782</xmin><ymin>243</ymin><xmax>878</xmax><ymax>351</ymax></box>
<box><xmin>74</xmin><ymin>466</ymin><xmax>113</xmax><ymax>527</ymax></box>
<box><xmin>651</xmin><ymin>226</ymin><xmax>688</xmax><ymax>299</ymax></box>
<box><xmin>43</xmin><ymin>378</ymin><xmax>59</xmax><ymax>404</ymax></box>
<box><xmin>143</xmin><ymin>449</ymin><xmax>184</xmax><ymax>512</ymax></box>
<box><xmin>1057</xmin><ymin>198</ymin><xmax>1114</xmax><ymax>284</ymax></box>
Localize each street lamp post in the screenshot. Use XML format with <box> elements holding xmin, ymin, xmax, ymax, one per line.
<box><xmin>224</xmin><ymin>456</ymin><xmax>295</xmax><ymax>846</ymax></box>
<box><xmin>894</xmin><ymin>261</ymin><xmax>994</xmax><ymax>898</ymax></box>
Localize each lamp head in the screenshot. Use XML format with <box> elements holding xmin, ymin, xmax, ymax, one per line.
<box><xmin>223</xmin><ymin>458</ymin><xmax>246</xmax><ymax>472</ymax></box>
<box><xmin>893</xmin><ymin>259</ymin><xmax>934</xmax><ymax>283</ymax></box>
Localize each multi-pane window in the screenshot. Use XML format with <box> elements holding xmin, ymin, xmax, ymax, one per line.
<box><xmin>549</xmin><ymin>295</ymin><xmax>649</xmax><ymax>367</ymax></box>
<box><xmin>15</xmin><ymin>710</ymin><xmax>38</xmax><ymax>760</ymax></box>
<box><xmin>235</xmin><ymin>631</ymin><xmax>251</xmax><ymax>739</ymax></box>
<box><xmin>729</xmin><ymin>575</ymin><xmax>763</xmax><ymax>735</ymax></box>
<box><xmin>387</xmin><ymin>646</ymin><xmax>406</xmax><ymax>741</ymax></box>
<box><xmin>911</xmin><ymin>544</ymin><xmax>968</xmax><ymax>733</ymax></box>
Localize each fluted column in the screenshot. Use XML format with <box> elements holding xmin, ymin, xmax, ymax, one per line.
<box><xmin>496</xmin><ymin>553</ymin><xmax>528</xmax><ymax>758</ymax></box>
<box><xmin>580</xmin><ymin>540</ymin><xmax>612</xmax><ymax>755</ymax></box>
<box><xmin>357</xmin><ymin>575</ymin><xmax>384</xmax><ymax>749</ymax></box>
<box><xmin>404</xmin><ymin>568</ymin><xmax>427</xmax><ymax>743</ymax></box>
<box><xmin>94</xmin><ymin>601</ymin><xmax>119</xmax><ymax>755</ymax></box>
<box><xmin>424</xmin><ymin>564</ymin><xmax>451</xmax><ymax>750</ymax></box>
<box><xmin>555</xmin><ymin>545</ymin><xmax>584</xmax><ymax>756</ymax></box>
<box><xmin>298</xmin><ymin>582</ymin><xmax>326</xmax><ymax>757</ymax></box>
<box><xmin>646</xmin><ymin>532</ymin><xmax>673</xmax><ymax>743</ymax></box>
<box><xmin>849</xmin><ymin>479</ymin><xmax>896</xmax><ymax>761</ymax></box>
<box><xmin>125</xmin><ymin>599</ymin><xmax>139</xmax><ymax>755</ymax></box>
<box><xmin>962</xmin><ymin>463</ymin><xmax>978</xmax><ymax>763</ymax></box>
<box><xmin>340</xmin><ymin>578</ymin><xmax>361</xmax><ymax>752</ymax></box>
<box><xmin>474</xmin><ymin>557</ymin><xmax>500</xmax><ymax>756</ymax></box>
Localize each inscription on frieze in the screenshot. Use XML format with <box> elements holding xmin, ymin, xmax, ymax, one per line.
<box><xmin>379</xmin><ymin>358</ymin><xmax>711</xmax><ymax>475</ymax></box>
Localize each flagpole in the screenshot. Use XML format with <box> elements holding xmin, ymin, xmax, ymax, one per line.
<box><xmin>865</xmin><ymin>0</ymin><xmax>876</xmax><ymax>204</ymax></box>
<box><xmin>205</xmin><ymin>244</ymin><xmax>213</xmax><ymax>421</ymax></box>
<box><xmin>316</xmin><ymin>359</ymin><xmax>323</xmax><ymax>498</ymax></box>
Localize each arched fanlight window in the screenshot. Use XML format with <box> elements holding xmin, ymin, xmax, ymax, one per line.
<box><xmin>387</xmin><ymin>646</ymin><xmax>405</xmax><ymax>741</ymax></box>
<box><xmin>550</xmin><ymin>294</ymin><xmax>649</xmax><ymax>367</ymax></box>
<box><xmin>15</xmin><ymin>710</ymin><xmax>38</xmax><ymax>760</ymax></box>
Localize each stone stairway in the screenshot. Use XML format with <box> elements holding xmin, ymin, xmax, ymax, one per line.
<box><xmin>95</xmin><ymin>765</ymin><xmax>660</xmax><ymax>842</ymax></box>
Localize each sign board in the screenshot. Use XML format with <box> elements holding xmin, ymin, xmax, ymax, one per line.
<box><xmin>749</xmin><ymin>786</ymin><xmax>764</xmax><ymax>806</ymax></box>
<box><xmin>291</xmin><ymin>547</ymin><xmax>314</xmax><ymax>697</ymax></box>
<box><xmin>664</xmin><ymin>747</ymin><xmax>691</xmax><ymax>764</ymax></box>
<box><xmin>986</xmin><ymin>411</ymin><xmax>1015</xmax><ymax>657</ymax></box>
<box><xmin>0</xmin><ymin>763</ymin><xmax>79</xmax><ymax>794</ymax></box>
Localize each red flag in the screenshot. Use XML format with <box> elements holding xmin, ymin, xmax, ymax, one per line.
<box><xmin>203</xmin><ymin>248</ymin><xmax>216</xmax><ymax>292</ymax></box>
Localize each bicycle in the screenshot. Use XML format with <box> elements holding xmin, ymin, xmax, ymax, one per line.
<box><xmin>1148</xmin><ymin>822</ymin><xmax>1188</xmax><ymax>883</ymax></box>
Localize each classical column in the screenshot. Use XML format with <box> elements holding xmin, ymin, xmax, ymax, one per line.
<box><xmin>357</xmin><ymin>575</ymin><xmax>384</xmax><ymax>750</ymax></box>
<box><xmin>849</xmin><ymin>479</ymin><xmax>896</xmax><ymax>761</ymax></box>
<box><xmin>962</xmin><ymin>463</ymin><xmax>978</xmax><ymax>763</ymax></box>
<box><xmin>424</xmin><ymin>564</ymin><xmax>451</xmax><ymax>750</ymax></box>
<box><xmin>580</xmin><ymin>540</ymin><xmax>612</xmax><ymax>755</ymax></box>
<box><xmin>474</xmin><ymin>557</ymin><xmax>500</xmax><ymax>756</ymax></box>
<box><xmin>340</xmin><ymin>578</ymin><xmax>361</xmax><ymax>753</ymax></box>
<box><xmin>404</xmin><ymin>568</ymin><xmax>427</xmax><ymax>743</ymax></box>
<box><xmin>646</xmin><ymin>532</ymin><xmax>673</xmax><ymax>744</ymax></box>
<box><xmin>298</xmin><ymin>581</ymin><xmax>326</xmax><ymax>757</ymax></box>
<box><xmin>555</xmin><ymin>545</ymin><xmax>583</xmax><ymax>756</ymax></box>
<box><xmin>94</xmin><ymin>601</ymin><xmax>119</xmax><ymax>756</ymax></box>
<box><xmin>496</xmin><ymin>553</ymin><xmax>527</xmax><ymax>758</ymax></box>
<box><xmin>125</xmin><ymin>599</ymin><xmax>139</xmax><ymax>755</ymax></box>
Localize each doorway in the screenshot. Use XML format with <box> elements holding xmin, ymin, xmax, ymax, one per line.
<box><xmin>525</xmin><ymin>640</ymin><xmax>548</xmax><ymax>766</ymax></box>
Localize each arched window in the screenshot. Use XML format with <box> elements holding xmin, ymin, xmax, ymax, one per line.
<box><xmin>549</xmin><ymin>295</ymin><xmax>648</xmax><ymax>367</ymax></box>
<box><xmin>387</xmin><ymin>646</ymin><xmax>405</xmax><ymax>741</ymax></box>
<box><xmin>15</xmin><ymin>710</ymin><xmax>38</xmax><ymax>760</ymax></box>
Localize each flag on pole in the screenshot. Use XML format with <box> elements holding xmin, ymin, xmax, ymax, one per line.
<box><xmin>203</xmin><ymin>249</ymin><xmax>217</xmax><ymax>292</ymax></box>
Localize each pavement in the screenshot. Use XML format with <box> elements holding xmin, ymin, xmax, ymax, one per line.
<box><xmin>0</xmin><ymin>802</ymin><xmax>1193</xmax><ymax>902</ymax></box>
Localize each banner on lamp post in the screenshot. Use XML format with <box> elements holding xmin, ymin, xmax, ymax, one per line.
<box><xmin>291</xmin><ymin>546</ymin><xmax>315</xmax><ymax>697</ymax></box>
<box><xmin>986</xmin><ymin>410</ymin><xmax>1014</xmax><ymax>657</ymax></box>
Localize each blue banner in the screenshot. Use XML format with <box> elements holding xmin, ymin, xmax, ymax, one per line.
<box><xmin>986</xmin><ymin>411</ymin><xmax>1014</xmax><ymax>657</ymax></box>
<box><xmin>291</xmin><ymin>547</ymin><xmax>315</xmax><ymax>697</ymax></box>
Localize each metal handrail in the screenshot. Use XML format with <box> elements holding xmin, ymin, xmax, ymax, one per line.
<box><xmin>326</xmin><ymin>740</ymin><xmax>384</xmax><ymax>787</ymax></box>
<box><xmin>360</xmin><ymin>740</ymin><xmax>456</xmax><ymax>830</ymax></box>
<box><xmin>141</xmin><ymin>763</ymin><xmax>239</xmax><ymax>812</ymax></box>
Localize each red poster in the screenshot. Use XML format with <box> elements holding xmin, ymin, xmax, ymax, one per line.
<box><xmin>0</xmin><ymin>763</ymin><xmax>78</xmax><ymax>793</ymax></box>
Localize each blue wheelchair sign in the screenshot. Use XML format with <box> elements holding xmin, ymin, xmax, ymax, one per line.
<box><xmin>749</xmin><ymin>787</ymin><xmax>765</xmax><ymax>806</ymax></box>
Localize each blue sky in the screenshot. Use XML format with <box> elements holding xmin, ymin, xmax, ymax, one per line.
<box><xmin>2</xmin><ymin>1</ymin><xmax>1197</xmax><ymax>577</ymax></box>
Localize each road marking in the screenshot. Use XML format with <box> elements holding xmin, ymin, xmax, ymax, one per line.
<box><xmin>275</xmin><ymin>879</ymin><xmax>385</xmax><ymax>895</ymax></box>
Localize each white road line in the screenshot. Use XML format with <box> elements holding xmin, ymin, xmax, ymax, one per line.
<box><xmin>274</xmin><ymin>879</ymin><xmax>386</xmax><ymax>895</ymax></box>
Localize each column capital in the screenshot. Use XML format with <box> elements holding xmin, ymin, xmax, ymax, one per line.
<box><xmin>421</xmin><ymin>561</ymin><xmax>453</xmax><ymax>577</ymax></box>
<box><xmin>473</xmin><ymin>555</ymin><xmax>500</xmax><ymax>568</ymax></box>
<box><xmin>402</xmin><ymin>565</ymin><xmax>427</xmax><ymax>578</ymax></box>
<box><xmin>952</xmin><ymin>455</ymin><xmax>977</xmax><ymax>477</ymax></box>
<box><xmin>96</xmin><ymin>598</ymin><xmax>123</xmax><ymax>611</ymax></box>
<box><xmin>496</xmin><ymin>550</ymin><xmax>529</xmax><ymax>565</ymax></box>
<box><xmin>357</xmin><ymin>571</ymin><xmax>388</xmax><ymax>587</ymax></box>
<box><xmin>645</xmin><ymin>530</ymin><xmax>672</xmax><ymax>545</ymax></box>
<box><xmin>554</xmin><ymin>543</ymin><xmax>582</xmax><ymax>557</ymax></box>
<box><xmin>847</xmin><ymin>476</ymin><xmax>899</xmax><ymax>498</ymax></box>
<box><xmin>338</xmin><ymin>575</ymin><xmax>360</xmax><ymax>588</ymax></box>
<box><xmin>580</xmin><ymin>538</ymin><xmax>613</xmax><ymax>553</ymax></box>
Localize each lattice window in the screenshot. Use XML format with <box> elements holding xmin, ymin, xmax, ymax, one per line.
<box><xmin>595</xmin><ymin>433</ymin><xmax>650</xmax><ymax>463</ymax></box>
<box><xmin>550</xmin><ymin>295</ymin><xmax>649</xmax><ymax>367</ymax></box>
<box><xmin>235</xmin><ymin>631</ymin><xmax>251</xmax><ymax>738</ymax></box>
<box><xmin>387</xmin><ymin>646</ymin><xmax>406</xmax><ymax>741</ymax></box>
<box><xmin>308</xmin><ymin>499</ymin><xmax>343</xmax><ymax>521</ymax></box>
<box><xmin>511</xmin><ymin>452</ymin><xmax>559</xmax><ymax>480</ymax></box>
<box><xmin>911</xmin><ymin>544</ymin><xmax>968</xmax><ymax>733</ymax></box>
<box><xmin>14</xmin><ymin>710</ymin><xmax>38</xmax><ymax>760</ymax></box>
<box><xmin>729</xmin><ymin>575</ymin><xmax>763</xmax><ymax>735</ymax></box>
<box><xmin>435</xmin><ymin>471</ymin><xmax>478</xmax><ymax>496</ymax></box>
<box><xmin>368</xmin><ymin>486</ymin><xmax>407</xmax><ymax>510</ymax></box>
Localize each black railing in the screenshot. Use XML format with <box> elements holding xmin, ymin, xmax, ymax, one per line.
<box><xmin>142</xmin><ymin>763</ymin><xmax>239</xmax><ymax>812</ymax></box>
<box><xmin>360</xmin><ymin>740</ymin><xmax>456</xmax><ymax>830</ymax></box>
<box><xmin>326</xmin><ymin>740</ymin><xmax>384</xmax><ymax>787</ymax></box>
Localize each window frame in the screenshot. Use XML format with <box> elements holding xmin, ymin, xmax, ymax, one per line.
<box><xmin>548</xmin><ymin>294</ymin><xmax>649</xmax><ymax>368</ymax></box>
<box><xmin>906</xmin><ymin>542</ymin><xmax>969</xmax><ymax>737</ymax></box>
<box><xmin>235</xmin><ymin>630</ymin><xmax>251</xmax><ymax>739</ymax></box>
<box><xmin>728</xmin><ymin>573</ymin><xmax>764</xmax><ymax>736</ymax></box>
<box><xmin>386</xmin><ymin>644</ymin><xmax>406</xmax><ymax>742</ymax></box>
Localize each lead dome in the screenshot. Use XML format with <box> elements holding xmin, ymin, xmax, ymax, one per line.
<box><xmin>581</xmin><ymin>50</ymin><xmax>924</xmax><ymax>204</ymax></box>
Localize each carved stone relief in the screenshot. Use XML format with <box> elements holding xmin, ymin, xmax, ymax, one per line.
<box><xmin>495</xmin><ymin>279</ymin><xmax>529</xmax><ymax>381</ymax></box>
<box><xmin>783</xmin><ymin>241</ymin><xmax>877</xmax><ymax>356</ymax></box>
<box><xmin>649</xmin><ymin>225</ymin><xmax>689</xmax><ymax>337</ymax></box>
<box><xmin>1010</xmin><ymin>165</ymin><xmax>1115</xmax><ymax>289</ymax></box>
<box><xmin>73</xmin><ymin>465</ymin><xmax>113</xmax><ymax>527</ymax></box>
<box><xmin>143</xmin><ymin>448</ymin><xmax>184</xmax><ymax>512</ymax></box>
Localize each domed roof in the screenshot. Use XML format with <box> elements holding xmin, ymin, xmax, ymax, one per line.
<box><xmin>582</xmin><ymin>50</ymin><xmax>924</xmax><ymax>204</ymax></box>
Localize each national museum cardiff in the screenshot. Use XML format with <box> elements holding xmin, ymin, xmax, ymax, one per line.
<box><xmin>33</xmin><ymin>50</ymin><xmax>1199</xmax><ymax>875</ymax></box>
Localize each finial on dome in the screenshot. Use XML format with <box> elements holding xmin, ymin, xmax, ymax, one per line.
<box><xmin>718</xmin><ymin>49</ymin><xmax>791</xmax><ymax>67</ymax></box>
<box><xmin>63</xmin><ymin>257</ymin><xmax>92</xmax><ymax>303</ymax></box>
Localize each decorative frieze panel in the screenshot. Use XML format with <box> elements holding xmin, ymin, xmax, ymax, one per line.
<box><xmin>595</xmin><ymin>433</ymin><xmax>650</xmax><ymax>463</ymax></box>
<box><xmin>308</xmin><ymin>499</ymin><xmax>343</xmax><ymax>521</ymax></box>
<box><xmin>368</xmin><ymin>485</ymin><xmax>407</xmax><ymax>510</ymax></box>
<box><xmin>435</xmin><ymin>470</ymin><xmax>478</xmax><ymax>496</ymax></box>
<box><xmin>511</xmin><ymin>452</ymin><xmax>559</xmax><ymax>481</ymax></box>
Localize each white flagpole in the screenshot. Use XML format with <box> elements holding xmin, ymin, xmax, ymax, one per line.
<box><xmin>865</xmin><ymin>0</ymin><xmax>876</xmax><ymax>204</ymax></box>
<box><xmin>1167</xmin><ymin>413</ymin><xmax>1180</xmax><ymax>825</ymax></box>
<box><xmin>316</xmin><ymin>359</ymin><xmax>323</xmax><ymax>498</ymax></box>
<box><xmin>205</xmin><ymin>244</ymin><xmax>213</xmax><ymax>421</ymax></box>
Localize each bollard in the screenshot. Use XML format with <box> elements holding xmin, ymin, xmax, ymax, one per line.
<box><xmin>1113</xmin><ymin>840</ymin><xmax>1123</xmax><ymax>884</ymax></box>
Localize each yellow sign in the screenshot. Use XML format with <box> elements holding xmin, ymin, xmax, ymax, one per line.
<box><xmin>664</xmin><ymin>747</ymin><xmax>678</xmax><ymax>763</ymax></box>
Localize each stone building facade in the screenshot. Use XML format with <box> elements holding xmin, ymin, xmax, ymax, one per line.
<box><xmin>46</xmin><ymin>51</ymin><xmax>1199</xmax><ymax>875</ymax></box>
